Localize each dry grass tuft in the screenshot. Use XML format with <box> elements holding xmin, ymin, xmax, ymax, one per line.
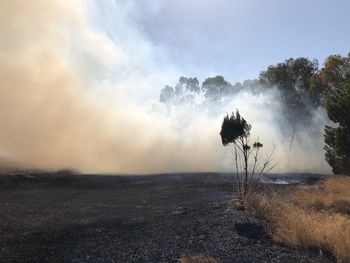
<box><xmin>247</xmin><ymin>176</ymin><xmax>350</xmax><ymax>262</ymax></box>
<box><xmin>178</xmin><ymin>254</ymin><xmax>220</xmax><ymax>263</ymax></box>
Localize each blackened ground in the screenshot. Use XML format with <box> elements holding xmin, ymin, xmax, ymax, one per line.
<box><xmin>0</xmin><ymin>172</ymin><xmax>333</xmax><ymax>263</ymax></box>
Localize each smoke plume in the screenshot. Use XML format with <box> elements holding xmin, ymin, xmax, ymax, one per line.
<box><xmin>0</xmin><ymin>0</ymin><xmax>331</xmax><ymax>174</ymax></box>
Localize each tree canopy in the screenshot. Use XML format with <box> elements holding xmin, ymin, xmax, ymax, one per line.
<box><xmin>220</xmin><ymin>110</ymin><xmax>251</xmax><ymax>146</ymax></box>
<box><xmin>324</xmin><ymin>82</ymin><xmax>350</xmax><ymax>175</ymax></box>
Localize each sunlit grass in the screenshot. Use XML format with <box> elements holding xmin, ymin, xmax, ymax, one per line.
<box><xmin>247</xmin><ymin>176</ymin><xmax>350</xmax><ymax>262</ymax></box>
<box><xmin>293</xmin><ymin>176</ymin><xmax>350</xmax><ymax>214</ymax></box>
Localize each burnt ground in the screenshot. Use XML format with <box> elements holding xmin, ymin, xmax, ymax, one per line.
<box><xmin>0</xmin><ymin>172</ymin><xmax>333</xmax><ymax>263</ymax></box>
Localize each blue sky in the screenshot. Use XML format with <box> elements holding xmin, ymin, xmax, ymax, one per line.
<box><xmin>91</xmin><ymin>0</ymin><xmax>350</xmax><ymax>84</ymax></box>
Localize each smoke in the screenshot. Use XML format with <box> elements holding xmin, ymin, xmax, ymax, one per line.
<box><xmin>0</xmin><ymin>0</ymin><xmax>331</xmax><ymax>174</ymax></box>
<box><xmin>218</xmin><ymin>90</ymin><xmax>332</xmax><ymax>174</ymax></box>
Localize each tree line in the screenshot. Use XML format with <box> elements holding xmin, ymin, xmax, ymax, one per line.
<box><xmin>159</xmin><ymin>53</ymin><xmax>350</xmax><ymax>175</ymax></box>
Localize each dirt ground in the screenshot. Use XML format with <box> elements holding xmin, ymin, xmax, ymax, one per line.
<box><xmin>0</xmin><ymin>172</ymin><xmax>333</xmax><ymax>262</ymax></box>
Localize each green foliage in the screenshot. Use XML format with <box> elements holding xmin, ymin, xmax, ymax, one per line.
<box><xmin>324</xmin><ymin>83</ymin><xmax>350</xmax><ymax>175</ymax></box>
<box><xmin>326</xmin><ymin>83</ymin><xmax>350</xmax><ymax>126</ymax></box>
<box><xmin>220</xmin><ymin>110</ymin><xmax>251</xmax><ymax>146</ymax></box>
<box><xmin>259</xmin><ymin>57</ymin><xmax>319</xmax><ymax>140</ymax></box>
<box><xmin>320</xmin><ymin>54</ymin><xmax>350</xmax><ymax>87</ymax></box>
<box><xmin>253</xmin><ymin>142</ymin><xmax>263</xmax><ymax>149</ymax></box>
<box><xmin>309</xmin><ymin>74</ymin><xmax>325</xmax><ymax>106</ymax></box>
<box><xmin>311</xmin><ymin>54</ymin><xmax>350</xmax><ymax>105</ymax></box>
<box><xmin>259</xmin><ymin>57</ymin><xmax>318</xmax><ymax>92</ymax></box>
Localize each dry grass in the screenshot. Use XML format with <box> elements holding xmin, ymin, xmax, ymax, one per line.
<box><xmin>178</xmin><ymin>254</ymin><xmax>220</xmax><ymax>263</ymax></box>
<box><xmin>247</xmin><ymin>176</ymin><xmax>350</xmax><ymax>262</ymax></box>
<box><xmin>293</xmin><ymin>176</ymin><xmax>350</xmax><ymax>214</ymax></box>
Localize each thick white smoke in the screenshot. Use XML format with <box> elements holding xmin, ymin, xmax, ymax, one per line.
<box><xmin>0</xmin><ymin>0</ymin><xmax>331</xmax><ymax>174</ymax></box>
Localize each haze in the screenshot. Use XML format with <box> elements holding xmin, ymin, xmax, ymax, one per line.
<box><xmin>0</xmin><ymin>0</ymin><xmax>349</xmax><ymax>174</ymax></box>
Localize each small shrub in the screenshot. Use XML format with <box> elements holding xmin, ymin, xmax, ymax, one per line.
<box><xmin>220</xmin><ymin>110</ymin><xmax>275</xmax><ymax>211</ymax></box>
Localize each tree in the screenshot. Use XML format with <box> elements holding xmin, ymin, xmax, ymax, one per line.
<box><xmin>310</xmin><ymin>53</ymin><xmax>350</xmax><ymax>106</ymax></box>
<box><xmin>259</xmin><ymin>57</ymin><xmax>319</xmax><ymax>147</ymax></box>
<box><xmin>319</xmin><ymin>54</ymin><xmax>350</xmax><ymax>88</ymax></box>
<box><xmin>159</xmin><ymin>77</ymin><xmax>200</xmax><ymax>106</ymax></box>
<box><xmin>160</xmin><ymin>85</ymin><xmax>175</xmax><ymax>104</ymax></box>
<box><xmin>324</xmin><ymin>82</ymin><xmax>350</xmax><ymax>175</ymax></box>
<box><xmin>202</xmin><ymin>75</ymin><xmax>234</xmax><ymax>104</ymax></box>
<box><xmin>177</xmin><ymin>76</ymin><xmax>200</xmax><ymax>94</ymax></box>
<box><xmin>220</xmin><ymin>110</ymin><xmax>275</xmax><ymax>210</ymax></box>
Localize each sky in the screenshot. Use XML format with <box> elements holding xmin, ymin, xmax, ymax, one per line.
<box><xmin>91</xmin><ymin>0</ymin><xmax>350</xmax><ymax>83</ymax></box>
